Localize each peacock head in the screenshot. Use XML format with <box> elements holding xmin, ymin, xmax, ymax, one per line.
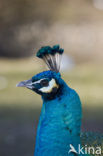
<box><xmin>17</xmin><ymin>45</ymin><xmax>64</xmax><ymax>100</ymax></box>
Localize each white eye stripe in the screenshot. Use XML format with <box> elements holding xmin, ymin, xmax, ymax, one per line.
<box><xmin>32</xmin><ymin>78</ymin><xmax>47</xmax><ymax>85</ymax></box>
<box><xmin>39</xmin><ymin>79</ymin><xmax>58</xmax><ymax>93</ymax></box>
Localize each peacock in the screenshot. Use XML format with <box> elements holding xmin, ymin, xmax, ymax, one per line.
<box><xmin>17</xmin><ymin>45</ymin><xmax>102</xmax><ymax>156</ymax></box>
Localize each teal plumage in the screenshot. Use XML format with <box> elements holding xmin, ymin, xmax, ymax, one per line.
<box><xmin>36</xmin><ymin>45</ymin><xmax>64</xmax><ymax>58</ymax></box>
<box><xmin>34</xmin><ymin>72</ymin><xmax>82</xmax><ymax>156</ymax></box>
<box><xmin>17</xmin><ymin>45</ymin><xmax>90</xmax><ymax>156</ymax></box>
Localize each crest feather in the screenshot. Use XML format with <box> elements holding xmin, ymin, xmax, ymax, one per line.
<box><xmin>36</xmin><ymin>45</ymin><xmax>64</xmax><ymax>73</ymax></box>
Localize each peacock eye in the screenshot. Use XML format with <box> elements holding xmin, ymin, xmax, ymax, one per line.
<box><xmin>40</xmin><ymin>79</ymin><xmax>49</xmax><ymax>87</ymax></box>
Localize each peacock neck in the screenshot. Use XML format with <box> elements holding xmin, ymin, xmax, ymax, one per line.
<box><xmin>34</xmin><ymin>80</ymin><xmax>82</xmax><ymax>156</ymax></box>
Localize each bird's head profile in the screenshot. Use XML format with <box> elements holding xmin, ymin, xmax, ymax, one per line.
<box><xmin>17</xmin><ymin>45</ymin><xmax>64</xmax><ymax>100</ymax></box>
<box><xmin>17</xmin><ymin>45</ymin><xmax>83</xmax><ymax>156</ymax></box>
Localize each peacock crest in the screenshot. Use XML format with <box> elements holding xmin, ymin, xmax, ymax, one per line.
<box><xmin>36</xmin><ymin>45</ymin><xmax>64</xmax><ymax>73</ymax></box>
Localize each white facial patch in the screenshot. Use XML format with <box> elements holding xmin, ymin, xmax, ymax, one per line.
<box><xmin>39</xmin><ymin>78</ymin><xmax>58</xmax><ymax>93</ymax></box>
<box><xmin>32</xmin><ymin>78</ymin><xmax>45</xmax><ymax>85</ymax></box>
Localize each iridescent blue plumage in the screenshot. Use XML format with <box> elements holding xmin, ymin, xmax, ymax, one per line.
<box><xmin>34</xmin><ymin>70</ymin><xmax>83</xmax><ymax>156</ymax></box>
<box><xmin>17</xmin><ymin>45</ymin><xmax>89</xmax><ymax>156</ymax></box>
<box><xmin>32</xmin><ymin>70</ymin><xmax>61</xmax><ymax>82</ymax></box>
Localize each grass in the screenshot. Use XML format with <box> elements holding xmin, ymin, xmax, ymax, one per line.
<box><xmin>0</xmin><ymin>58</ymin><xmax>103</xmax><ymax>156</ymax></box>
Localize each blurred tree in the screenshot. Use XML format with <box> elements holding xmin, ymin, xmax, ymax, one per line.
<box><xmin>0</xmin><ymin>0</ymin><xmax>61</xmax><ymax>57</ymax></box>
<box><xmin>0</xmin><ymin>0</ymin><xmax>103</xmax><ymax>63</ymax></box>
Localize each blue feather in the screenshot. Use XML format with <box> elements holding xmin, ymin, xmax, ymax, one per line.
<box><xmin>34</xmin><ymin>75</ymin><xmax>84</xmax><ymax>156</ymax></box>
<box><xmin>17</xmin><ymin>45</ymin><xmax>91</xmax><ymax>156</ymax></box>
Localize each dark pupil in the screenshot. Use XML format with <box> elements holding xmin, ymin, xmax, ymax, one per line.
<box><xmin>40</xmin><ymin>79</ymin><xmax>49</xmax><ymax>86</ymax></box>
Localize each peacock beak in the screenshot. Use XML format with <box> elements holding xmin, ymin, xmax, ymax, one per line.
<box><xmin>16</xmin><ymin>79</ymin><xmax>33</xmax><ymax>89</ymax></box>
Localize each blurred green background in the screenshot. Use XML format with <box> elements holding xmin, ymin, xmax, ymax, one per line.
<box><xmin>0</xmin><ymin>0</ymin><xmax>103</xmax><ymax>156</ymax></box>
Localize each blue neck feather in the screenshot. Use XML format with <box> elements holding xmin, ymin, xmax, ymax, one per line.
<box><xmin>34</xmin><ymin>79</ymin><xmax>84</xmax><ymax>156</ymax></box>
